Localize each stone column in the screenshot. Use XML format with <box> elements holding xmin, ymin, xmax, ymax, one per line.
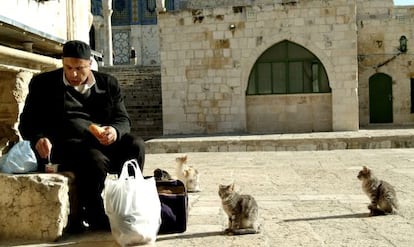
<box><xmin>332</xmin><ymin>87</ymin><xmax>359</xmax><ymax>131</ymax></box>
<box><xmin>130</xmin><ymin>47</ymin><xmax>137</xmax><ymax>65</ymax></box>
<box><xmin>0</xmin><ymin>71</ymin><xmax>33</xmax><ymax>146</ymax></box>
<box><xmin>14</xmin><ymin>71</ymin><xmax>33</xmax><ymax>140</ymax></box>
<box><xmin>102</xmin><ymin>0</ymin><xmax>113</xmax><ymax>66</ymax></box>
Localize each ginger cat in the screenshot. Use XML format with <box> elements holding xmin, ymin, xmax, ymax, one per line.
<box><xmin>175</xmin><ymin>155</ymin><xmax>201</xmax><ymax>192</ymax></box>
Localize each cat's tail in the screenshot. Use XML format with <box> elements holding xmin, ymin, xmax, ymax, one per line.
<box><xmin>175</xmin><ymin>156</ymin><xmax>186</xmax><ymax>176</ymax></box>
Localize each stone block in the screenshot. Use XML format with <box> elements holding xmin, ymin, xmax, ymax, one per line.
<box><xmin>0</xmin><ymin>173</ymin><xmax>70</xmax><ymax>241</ymax></box>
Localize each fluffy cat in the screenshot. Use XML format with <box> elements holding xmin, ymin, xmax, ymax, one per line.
<box><xmin>357</xmin><ymin>166</ymin><xmax>399</xmax><ymax>216</ymax></box>
<box><xmin>218</xmin><ymin>183</ymin><xmax>260</xmax><ymax>235</ymax></box>
<box><xmin>175</xmin><ymin>154</ymin><xmax>201</xmax><ymax>192</ymax></box>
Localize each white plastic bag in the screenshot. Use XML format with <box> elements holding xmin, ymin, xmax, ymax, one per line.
<box><xmin>102</xmin><ymin>159</ymin><xmax>161</xmax><ymax>246</ymax></box>
<box><xmin>0</xmin><ymin>140</ymin><xmax>37</xmax><ymax>174</ymax></box>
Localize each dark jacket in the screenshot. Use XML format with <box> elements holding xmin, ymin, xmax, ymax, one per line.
<box><xmin>18</xmin><ymin>68</ymin><xmax>130</xmax><ymax>147</ymax></box>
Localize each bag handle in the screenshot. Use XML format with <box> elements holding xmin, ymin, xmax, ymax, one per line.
<box><xmin>119</xmin><ymin>159</ymin><xmax>143</xmax><ymax>180</ymax></box>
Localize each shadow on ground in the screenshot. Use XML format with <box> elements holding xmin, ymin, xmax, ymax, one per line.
<box><xmin>283</xmin><ymin>212</ymin><xmax>369</xmax><ymax>222</ymax></box>
<box><xmin>156</xmin><ymin>231</ymin><xmax>224</xmax><ymax>242</ymax></box>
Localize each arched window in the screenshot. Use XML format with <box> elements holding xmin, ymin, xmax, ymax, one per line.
<box><xmin>247</xmin><ymin>40</ymin><xmax>330</xmax><ymax>95</ymax></box>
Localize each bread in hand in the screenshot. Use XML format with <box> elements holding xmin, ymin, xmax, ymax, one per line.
<box><xmin>89</xmin><ymin>123</ymin><xmax>104</xmax><ymax>138</ymax></box>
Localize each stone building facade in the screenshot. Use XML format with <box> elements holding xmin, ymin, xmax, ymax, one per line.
<box><xmin>91</xmin><ymin>0</ymin><xmax>164</xmax><ymax>66</ymax></box>
<box><xmin>156</xmin><ymin>0</ymin><xmax>414</xmax><ymax>136</ymax></box>
<box><xmin>159</xmin><ymin>0</ymin><xmax>360</xmax><ymax>135</ymax></box>
<box><xmin>357</xmin><ymin>2</ymin><xmax>414</xmax><ymax>126</ymax></box>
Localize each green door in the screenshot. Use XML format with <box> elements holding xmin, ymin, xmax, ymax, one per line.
<box><xmin>369</xmin><ymin>73</ymin><xmax>393</xmax><ymax>123</ymax></box>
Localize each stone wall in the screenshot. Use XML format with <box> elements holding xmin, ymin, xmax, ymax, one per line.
<box><xmin>158</xmin><ymin>0</ymin><xmax>359</xmax><ymax>135</ymax></box>
<box><xmin>357</xmin><ymin>2</ymin><xmax>414</xmax><ymax>126</ymax></box>
<box><xmin>246</xmin><ymin>93</ymin><xmax>332</xmax><ymax>133</ymax></box>
<box><xmin>100</xmin><ymin>66</ymin><xmax>163</xmax><ymax>140</ymax></box>
<box><xmin>109</xmin><ymin>25</ymin><xmax>161</xmax><ymax>66</ymax></box>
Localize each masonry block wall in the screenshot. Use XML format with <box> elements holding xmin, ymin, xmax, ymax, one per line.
<box><xmin>158</xmin><ymin>0</ymin><xmax>359</xmax><ymax>135</ymax></box>
<box><xmin>100</xmin><ymin>66</ymin><xmax>163</xmax><ymax>140</ymax></box>
<box><xmin>357</xmin><ymin>1</ymin><xmax>414</xmax><ymax>126</ymax></box>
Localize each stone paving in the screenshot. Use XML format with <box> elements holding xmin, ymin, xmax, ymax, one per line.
<box><xmin>2</xmin><ymin>145</ymin><xmax>414</xmax><ymax>246</ymax></box>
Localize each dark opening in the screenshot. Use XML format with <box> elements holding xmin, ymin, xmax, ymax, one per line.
<box><xmin>89</xmin><ymin>25</ymin><xmax>96</xmax><ymax>50</ymax></box>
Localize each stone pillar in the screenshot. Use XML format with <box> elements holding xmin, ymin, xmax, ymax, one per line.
<box><xmin>130</xmin><ymin>47</ymin><xmax>137</xmax><ymax>65</ymax></box>
<box><xmin>14</xmin><ymin>71</ymin><xmax>33</xmax><ymax>139</ymax></box>
<box><xmin>156</xmin><ymin>0</ymin><xmax>166</xmax><ymax>12</ymax></box>
<box><xmin>92</xmin><ymin>16</ymin><xmax>105</xmax><ymax>65</ymax></box>
<box><xmin>66</xmin><ymin>0</ymin><xmax>92</xmax><ymax>42</ymax></box>
<box><xmin>103</xmin><ymin>0</ymin><xmax>113</xmax><ymax>66</ymax></box>
<box><xmin>0</xmin><ymin>71</ymin><xmax>33</xmax><ymax>146</ymax></box>
<box><xmin>332</xmin><ymin>87</ymin><xmax>359</xmax><ymax>131</ymax></box>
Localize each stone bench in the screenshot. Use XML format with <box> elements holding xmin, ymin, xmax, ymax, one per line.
<box><xmin>0</xmin><ymin>172</ymin><xmax>72</xmax><ymax>241</ymax></box>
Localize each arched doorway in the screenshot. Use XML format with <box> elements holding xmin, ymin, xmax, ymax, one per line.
<box><xmin>369</xmin><ymin>73</ymin><xmax>393</xmax><ymax>123</ymax></box>
<box><xmin>245</xmin><ymin>40</ymin><xmax>332</xmax><ymax>133</ymax></box>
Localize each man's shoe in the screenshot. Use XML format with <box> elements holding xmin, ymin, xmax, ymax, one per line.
<box><xmin>87</xmin><ymin>216</ymin><xmax>111</xmax><ymax>232</ymax></box>
<box><xmin>65</xmin><ymin>219</ymin><xmax>88</xmax><ymax>234</ymax></box>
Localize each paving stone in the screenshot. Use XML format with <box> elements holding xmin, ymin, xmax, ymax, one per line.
<box><xmin>1</xmin><ymin>130</ymin><xmax>414</xmax><ymax>246</ymax></box>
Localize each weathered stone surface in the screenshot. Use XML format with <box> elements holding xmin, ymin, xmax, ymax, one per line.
<box><xmin>1</xmin><ymin>130</ymin><xmax>414</xmax><ymax>246</ymax></box>
<box><xmin>0</xmin><ymin>173</ymin><xmax>70</xmax><ymax>241</ymax></box>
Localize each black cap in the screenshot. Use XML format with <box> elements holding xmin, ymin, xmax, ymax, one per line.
<box><xmin>62</xmin><ymin>40</ymin><xmax>91</xmax><ymax>59</ymax></box>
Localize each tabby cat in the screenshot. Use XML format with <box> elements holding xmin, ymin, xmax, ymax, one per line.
<box><xmin>218</xmin><ymin>183</ymin><xmax>260</xmax><ymax>235</ymax></box>
<box><xmin>357</xmin><ymin>166</ymin><xmax>399</xmax><ymax>216</ymax></box>
<box><xmin>153</xmin><ymin>168</ymin><xmax>172</xmax><ymax>181</ymax></box>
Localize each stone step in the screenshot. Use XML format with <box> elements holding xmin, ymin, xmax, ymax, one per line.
<box><xmin>145</xmin><ymin>128</ymin><xmax>414</xmax><ymax>153</ymax></box>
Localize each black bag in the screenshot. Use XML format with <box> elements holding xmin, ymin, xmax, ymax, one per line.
<box><xmin>156</xmin><ymin>179</ymin><xmax>188</xmax><ymax>234</ymax></box>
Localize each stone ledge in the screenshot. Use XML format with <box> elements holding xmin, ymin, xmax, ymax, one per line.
<box><xmin>145</xmin><ymin>129</ymin><xmax>414</xmax><ymax>153</ymax></box>
<box><xmin>0</xmin><ymin>173</ymin><xmax>70</xmax><ymax>241</ymax></box>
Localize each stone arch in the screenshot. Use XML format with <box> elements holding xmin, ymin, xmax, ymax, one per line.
<box><xmin>241</xmin><ymin>36</ymin><xmax>335</xmax><ymax>94</ymax></box>
<box><xmin>242</xmin><ymin>37</ymin><xmax>333</xmax><ymax>133</ymax></box>
<box><xmin>246</xmin><ymin>40</ymin><xmax>330</xmax><ymax>95</ymax></box>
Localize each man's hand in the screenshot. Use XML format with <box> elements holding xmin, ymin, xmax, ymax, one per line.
<box><xmin>35</xmin><ymin>137</ymin><xmax>52</xmax><ymax>159</ymax></box>
<box><xmin>96</xmin><ymin>126</ymin><xmax>117</xmax><ymax>146</ymax></box>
